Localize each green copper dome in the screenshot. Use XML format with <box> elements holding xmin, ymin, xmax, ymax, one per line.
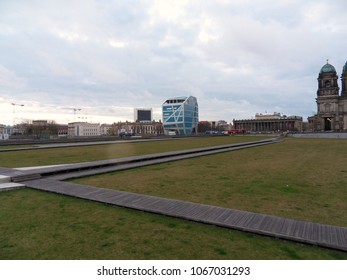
<box><xmin>320</xmin><ymin>62</ymin><xmax>336</xmax><ymax>74</ymax></box>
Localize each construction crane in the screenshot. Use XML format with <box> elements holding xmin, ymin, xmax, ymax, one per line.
<box><xmin>11</xmin><ymin>103</ymin><xmax>24</xmax><ymax>125</ymax></box>
<box><xmin>63</xmin><ymin>107</ymin><xmax>82</xmax><ymax>115</ymax></box>
<box><xmin>63</xmin><ymin>107</ymin><xmax>82</xmax><ymax>122</ymax></box>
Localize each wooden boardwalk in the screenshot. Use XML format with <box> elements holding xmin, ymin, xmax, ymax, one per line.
<box><xmin>7</xmin><ymin>138</ymin><xmax>280</xmax><ymax>182</ymax></box>
<box><xmin>23</xmin><ymin>178</ymin><xmax>347</xmax><ymax>252</ymax></box>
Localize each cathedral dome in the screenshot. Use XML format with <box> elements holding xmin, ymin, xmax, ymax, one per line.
<box><xmin>320</xmin><ymin>62</ymin><xmax>336</xmax><ymax>74</ymax></box>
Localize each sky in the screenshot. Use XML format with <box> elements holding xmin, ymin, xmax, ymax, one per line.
<box><xmin>1</xmin><ymin>0</ymin><xmax>347</xmax><ymax>125</ymax></box>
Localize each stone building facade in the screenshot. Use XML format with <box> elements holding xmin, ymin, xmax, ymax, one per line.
<box><xmin>310</xmin><ymin>60</ymin><xmax>347</xmax><ymax>131</ymax></box>
<box><xmin>109</xmin><ymin>121</ymin><xmax>164</xmax><ymax>136</ymax></box>
<box><xmin>234</xmin><ymin>113</ymin><xmax>302</xmax><ymax>133</ymax></box>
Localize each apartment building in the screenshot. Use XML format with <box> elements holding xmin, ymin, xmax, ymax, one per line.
<box><xmin>68</xmin><ymin>122</ymin><xmax>101</xmax><ymax>137</ymax></box>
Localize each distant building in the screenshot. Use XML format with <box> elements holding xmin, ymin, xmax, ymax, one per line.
<box><xmin>198</xmin><ymin>120</ymin><xmax>231</xmax><ymax>134</ymax></box>
<box><xmin>0</xmin><ymin>125</ymin><xmax>20</xmax><ymax>139</ymax></box>
<box><xmin>233</xmin><ymin>113</ymin><xmax>302</xmax><ymax>133</ymax></box>
<box><xmin>68</xmin><ymin>122</ymin><xmax>101</xmax><ymax>137</ymax></box>
<box><xmin>109</xmin><ymin>121</ymin><xmax>163</xmax><ymax>136</ymax></box>
<box><xmin>100</xmin><ymin>124</ymin><xmax>113</xmax><ymax>136</ymax></box>
<box><xmin>309</xmin><ymin>60</ymin><xmax>347</xmax><ymax>131</ymax></box>
<box><xmin>132</xmin><ymin>121</ymin><xmax>163</xmax><ymax>135</ymax></box>
<box><xmin>134</xmin><ymin>108</ymin><xmax>152</xmax><ymax>122</ymax></box>
<box><xmin>32</xmin><ymin>120</ymin><xmax>48</xmax><ymax>126</ymax></box>
<box><xmin>0</xmin><ymin>124</ymin><xmax>9</xmax><ymax>140</ymax></box>
<box><xmin>255</xmin><ymin>112</ymin><xmax>282</xmax><ymax>120</ymax></box>
<box><xmin>162</xmin><ymin>96</ymin><xmax>199</xmax><ymax>135</ymax></box>
<box><xmin>57</xmin><ymin>124</ymin><xmax>68</xmax><ymax>138</ymax></box>
<box><xmin>213</xmin><ymin>120</ymin><xmax>231</xmax><ymax>131</ymax></box>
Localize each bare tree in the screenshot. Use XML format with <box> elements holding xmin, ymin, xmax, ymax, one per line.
<box><xmin>198</xmin><ymin>121</ymin><xmax>211</xmax><ymax>133</ymax></box>
<box><xmin>20</xmin><ymin>120</ymin><xmax>59</xmax><ymax>139</ymax></box>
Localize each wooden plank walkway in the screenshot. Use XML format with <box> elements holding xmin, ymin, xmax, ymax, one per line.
<box><xmin>0</xmin><ymin>137</ymin><xmax>182</xmax><ymax>152</ymax></box>
<box><xmin>23</xmin><ymin>178</ymin><xmax>347</xmax><ymax>252</ymax></box>
<box><xmin>8</xmin><ymin>138</ymin><xmax>280</xmax><ymax>181</ymax></box>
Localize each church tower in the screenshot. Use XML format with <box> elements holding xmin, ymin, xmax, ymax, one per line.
<box><xmin>341</xmin><ymin>61</ymin><xmax>347</xmax><ymax>97</ymax></box>
<box><xmin>317</xmin><ymin>60</ymin><xmax>339</xmax><ymax>97</ymax></box>
<box><xmin>315</xmin><ymin>61</ymin><xmax>339</xmax><ymax>131</ymax></box>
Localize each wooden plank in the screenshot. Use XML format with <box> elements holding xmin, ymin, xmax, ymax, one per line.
<box><xmin>336</xmin><ymin>227</ymin><xmax>347</xmax><ymax>246</ymax></box>
<box><xmin>228</xmin><ymin>210</ymin><xmax>250</xmax><ymax>226</ymax></box>
<box><xmin>280</xmin><ymin>219</ymin><xmax>297</xmax><ymax>237</ymax></box>
<box><xmin>210</xmin><ymin>208</ymin><xmax>232</xmax><ymax>223</ymax></box>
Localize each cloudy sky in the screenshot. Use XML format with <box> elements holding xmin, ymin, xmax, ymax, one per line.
<box><xmin>1</xmin><ymin>0</ymin><xmax>347</xmax><ymax>125</ymax></box>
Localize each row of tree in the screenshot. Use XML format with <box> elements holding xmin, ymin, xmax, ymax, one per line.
<box><xmin>18</xmin><ymin>121</ymin><xmax>59</xmax><ymax>139</ymax></box>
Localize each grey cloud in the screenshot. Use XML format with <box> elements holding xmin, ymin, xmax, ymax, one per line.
<box><xmin>0</xmin><ymin>0</ymin><xmax>346</xmax><ymax>125</ymax></box>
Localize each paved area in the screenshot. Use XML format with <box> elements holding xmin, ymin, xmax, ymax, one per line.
<box><xmin>0</xmin><ymin>175</ymin><xmax>11</xmax><ymax>183</ymax></box>
<box><xmin>0</xmin><ymin>182</ymin><xmax>25</xmax><ymax>192</ymax></box>
<box><xmin>291</xmin><ymin>132</ymin><xmax>347</xmax><ymax>139</ymax></box>
<box><xmin>0</xmin><ymin>175</ymin><xmax>25</xmax><ymax>191</ymax></box>
<box><xmin>0</xmin><ymin>137</ymin><xmax>183</xmax><ymax>152</ymax></box>
<box><xmin>16</xmin><ymin>164</ymin><xmax>73</xmax><ymax>171</ymax></box>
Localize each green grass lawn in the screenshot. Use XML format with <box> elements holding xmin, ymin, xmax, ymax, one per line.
<box><xmin>1</xmin><ymin>189</ymin><xmax>346</xmax><ymax>260</ymax></box>
<box><xmin>0</xmin><ymin>136</ymin><xmax>267</xmax><ymax>168</ymax></box>
<box><xmin>74</xmin><ymin>138</ymin><xmax>347</xmax><ymax>227</ymax></box>
<box><xmin>1</xmin><ymin>136</ymin><xmax>347</xmax><ymax>259</ymax></box>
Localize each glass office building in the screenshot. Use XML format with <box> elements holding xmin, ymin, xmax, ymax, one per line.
<box><xmin>162</xmin><ymin>96</ymin><xmax>199</xmax><ymax>135</ymax></box>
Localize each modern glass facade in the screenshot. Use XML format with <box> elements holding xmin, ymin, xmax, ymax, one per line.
<box><xmin>162</xmin><ymin>96</ymin><xmax>199</xmax><ymax>135</ymax></box>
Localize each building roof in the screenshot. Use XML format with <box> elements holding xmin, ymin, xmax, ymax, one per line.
<box><xmin>320</xmin><ymin>62</ymin><xmax>336</xmax><ymax>74</ymax></box>
<box><xmin>163</xmin><ymin>97</ymin><xmax>188</xmax><ymax>105</ymax></box>
<box><xmin>166</xmin><ymin>96</ymin><xmax>188</xmax><ymax>100</ymax></box>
